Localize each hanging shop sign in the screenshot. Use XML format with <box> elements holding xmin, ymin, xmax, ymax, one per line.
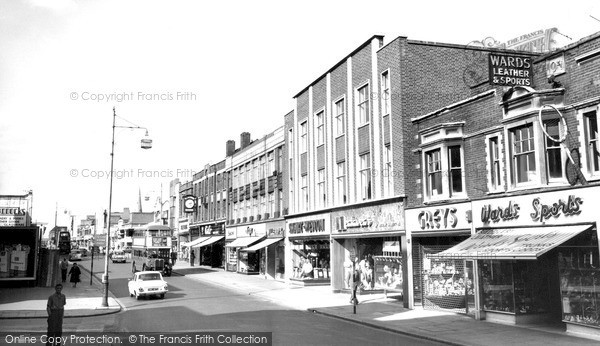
<box><xmin>488</xmin><ymin>54</ymin><xmax>533</xmax><ymax>87</ymax></box>
<box><xmin>183</xmin><ymin>195</ymin><xmax>197</xmax><ymax>213</ymax></box>
<box><xmin>333</xmin><ymin>203</ymin><xmax>404</xmax><ymax>234</ymax></box>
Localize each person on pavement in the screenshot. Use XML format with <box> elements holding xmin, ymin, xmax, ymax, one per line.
<box><xmin>68</xmin><ymin>262</ymin><xmax>81</xmax><ymax>288</ymax></box>
<box><xmin>60</xmin><ymin>258</ymin><xmax>69</xmax><ymax>283</ymax></box>
<box><xmin>190</xmin><ymin>250</ymin><xmax>195</xmax><ymax>266</ymax></box>
<box><xmin>350</xmin><ymin>257</ymin><xmax>361</xmax><ymax>304</ymax></box>
<box><xmin>46</xmin><ymin>283</ymin><xmax>66</xmax><ymax>346</ymax></box>
<box><xmin>171</xmin><ymin>251</ymin><xmax>177</xmax><ymax>266</ymax></box>
<box><xmin>343</xmin><ymin>254</ymin><xmax>353</xmax><ymax>289</ymax></box>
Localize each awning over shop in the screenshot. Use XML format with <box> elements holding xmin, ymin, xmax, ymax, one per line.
<box><xmin>193</xmin><ymin>236</ymin><xmax>224</xmax><ymax>249</ymax></box>
<box><xmin>225</xmin><ymin>236</ymin><xmax>264</xmax><ymax>248</ymax></box>
<box><xmin>181</xmin><ymin>237</ymin><xmax>209</xmax><ymax>248</ymax></box>
<box><xmin>429</xmin><ymin>225</ymin><xmax>592</xmax><ymax>260</ymax></box>
<box><xmin>240</xmin><ymin>237</ymin><xmax>282</xmax><ymax>252</ymax></box>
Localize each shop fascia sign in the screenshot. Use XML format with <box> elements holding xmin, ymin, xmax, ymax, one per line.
<box><xmin>335</xmin><ymin>203</ymin><xmax>403</xmax><ymax>233</ymax></box>
<box><xmin>418</xmin><ymin>207</ymin><xmax>458</xmax><ymax>230</ymax></box>
<box><xmin>530</xmin><ymin>195</ymin><xmax>582</xmax><ymax>222</ymax></box>
<box><xmin>0</xmin><ymin>207</ymin><xmax>28</xmax><ymax>227</ymax></box>
<box><xmin>406</xmin><ymin>203</ymin><xmax>471</xmax><ymax>232</ymax></box>
<box><xmin>288</xmin><ymin>219</ymin><xmax>326</xmax><ymax>236</ymax></box>
<box><xmin>488</xmin><ymin>54</ymin><xmax>533</xmax><ymax>87</ymax></box>
<box><xmin>474</xmin><ymin>189</ymin><xmax>588</xmax><ymax>227</ymax></box>
<box><xmin>481</xmin><ymin>201</ymin><xmax>520</xmax><ymax>224</ymax></box>
<box><xmin>268</xmin><ymin>227</ymin><xmax>284</xmax><ymax>238</ymax></box>
<box><xmin>226</xmin><ymin>228</ymin><xmax>236</xmax><ymax>239</ymax></box>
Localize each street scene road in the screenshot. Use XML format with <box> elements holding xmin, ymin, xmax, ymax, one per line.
<box><xmin>1</xmin><ymin>256</ymin><xmax>445</xmax><ymax>346</ymax></box>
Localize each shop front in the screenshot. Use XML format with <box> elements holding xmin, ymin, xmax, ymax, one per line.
<box><xmin>192</xmin><ymin>222</ymin><xmax>225</xmax><ymax>268</ymax></box>
<box><xmin>330</xmin><ymin>200</ymin><xmax>405</xmax><ymax>301</ymax></box>
<box><xmin>0</xmin><ymin>193</ymin><xmax>37</xmax><ymax>282</ymax></box>
<box><xmin>405</xmin><ymin>202</ymin><xmax>475</xmax><ymax>313</ymax></box>
<box><xmin>432</xmin><ymin>186</ymin><xmax>600</xmax><ymax>338</ymax></box>
<box><xmin>239</xmin><ymin>221</ymin><xmax>286</xmax><ymax>280</ymax></box>
<box><xmin>285</xmin><ymin>213</ymin><xmax>331</xmax><ymax>285</ymax></box>
<box><xmin>224</xmin><ymin>224</ymin><xmax>266</xmax><ymax>274</ymax></box>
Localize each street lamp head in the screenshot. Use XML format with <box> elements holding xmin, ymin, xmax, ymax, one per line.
<box><xmin>141</xmin><ymin>130</ymin><xmax>152</xmax><ymax>149</ymax></box>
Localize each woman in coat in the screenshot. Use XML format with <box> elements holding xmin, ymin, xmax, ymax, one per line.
<box><xmin>68</xmin><ymin>262</ymin><xmax>81</xmax><ymax>288</ymax></box>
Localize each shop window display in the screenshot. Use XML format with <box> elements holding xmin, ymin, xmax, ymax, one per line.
<box><xmin>559</xmin><ymin>229</ymin><xmax>600</xmax><ymax>327</ymax></box>
<box><xmin>238</xmin><ymin>251</ymin><xmax>259</xmax><ymax>274</ymax></box>
<box><xmin>480</xmin><ymin>259</ymin><xmax>551</xmax><ymax>315</ymax></box>
<box><xmin>424</xmin><ymin>257</ymin><xmax>471</xmax><ymax>309</ymax></box>
<box><xmin>291</xmin><ymin>240</ymin><xmax>330</xmax><ymax>280</ymax></box>
<box><xmin>226</xmin><ymin>247</ymin><xmax>237</xmax><ymax>272</ymax></box>
<box><xmin>373</xmin><ymin>256</ymin><xmax>402</xmax><ymax>293</ymax></box>
<box><xmin>481</xmin><ymin>260</ymin><xmax>514</xmax><ymax>313</ymax></box>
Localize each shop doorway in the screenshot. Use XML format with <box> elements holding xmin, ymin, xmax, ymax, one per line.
<box><xmin>414</xmin><ymin>244</ymin><xmax>475</xmax><ymax>315</ymax></box>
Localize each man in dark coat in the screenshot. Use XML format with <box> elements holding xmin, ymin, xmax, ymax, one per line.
<box><xmin>68</xmin><ymin>263</ymin><xmax>81</xmax><ymax>287</ymax></box>
<box><xmin>60</xmin><ymin>258</ymin><xmax>69</xmax><ymax>283</ymax></box>
<box><xmin>46</xmin><ymin>284</ymin><xmax>66</xmax><ymax>346</ymax></box>
<box><xmin>170</xmin><ymin>251</ymin><xmax>177</xmax><ymax>266</ymax></box>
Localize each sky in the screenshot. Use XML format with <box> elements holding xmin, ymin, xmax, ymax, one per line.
<box><xmin>1</xmin><ymin>0</ymin><xmax>599</xmax><ymax>228</ymax></box>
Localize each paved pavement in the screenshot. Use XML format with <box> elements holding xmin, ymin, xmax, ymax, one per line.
<box><xmin>0</xmin><ymin>262</ymin><xmax>120</xmax><ymax>319</ymax></box>
<box><xmin>1</xmin><ymin>261</ymin><xmax>599</xmax><ymax>346</ymax></box>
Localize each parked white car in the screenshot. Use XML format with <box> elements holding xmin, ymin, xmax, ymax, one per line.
<box><xmin>128</xmin><ymin>271</ymin><xmax>168</xmax><ymax>300</ymax></box>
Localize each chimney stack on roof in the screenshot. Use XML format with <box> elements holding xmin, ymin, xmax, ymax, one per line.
<box><xmin>240</xmin><ymin>132</ymin><xmax>251</xmax><ymax>149</ymax></box>
<box><xmin>226</xmin><ymin>140</ymin><xmax>236</xmax><ymax>156</ymax></box>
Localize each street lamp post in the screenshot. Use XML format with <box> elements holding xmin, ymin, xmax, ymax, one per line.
<box><xmin>102</xmin><ymin>106</ymin><xmax>152</xmax><ymax>307</ymax></box>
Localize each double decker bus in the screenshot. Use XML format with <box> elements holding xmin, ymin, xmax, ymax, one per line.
<box><xmin>131</xmin><ymin>224</ymin><xmax>172</xmax><ymax>273</ymax></box>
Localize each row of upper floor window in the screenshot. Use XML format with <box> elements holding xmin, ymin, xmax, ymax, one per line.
<box><xmin>420</xmin><ymin>105</ymin><xmax>599</xmax><ymax>202</ymax></box>
<box><xmin>291</xmin><ymin>144</ymin><xmax>394</xmax><ymax>213</ymax></box>
<box><xmin>231</xmin><ymin>147</ymin><xmax>284</xmax><ymax>189</ymax></box>
<box><xmin>294</xmin><ymin>71</ymin><xmax>391</xmax><ymax>154</ymax></box>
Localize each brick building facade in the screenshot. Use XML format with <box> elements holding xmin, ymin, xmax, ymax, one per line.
<box><xmin>404</xmin><ymin>31</ymin><xmax>600</xmax><ymax>336</ymax></box>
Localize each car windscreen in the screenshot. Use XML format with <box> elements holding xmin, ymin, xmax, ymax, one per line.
<box><xmin>139</xmin><ymin>274</ymin><xmax>161</xmax><ymax>281</ymax></box>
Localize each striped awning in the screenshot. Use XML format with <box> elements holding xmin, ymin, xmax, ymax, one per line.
<box><xmin>225</xmin><ymin>236</ymin><xmax>264</xmax><ymax>248</ymax></box>
<box><xmin>428</xmin><ymin>225</ymin><xmax>592</xmax><ymax>260</ymax></box>
<box><xmin>240</xmin><ymin>237</ymin><xmax>282</xmax><ymax>252</ymax></box>
<box><xmin>193</xmin><ymin>236</ymin><xmax>224</xmax><ymax>249</ymax></box>
<box><xmin>182</xmin><ymin>237</ymin><xmax>209</xmax><ymax>248</ymax></box>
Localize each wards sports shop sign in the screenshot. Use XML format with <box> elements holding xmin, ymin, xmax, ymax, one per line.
<box><xmin>488</xmin><ymin>54</ymin><xmax>533</xmax><ymax>87</ymax></box>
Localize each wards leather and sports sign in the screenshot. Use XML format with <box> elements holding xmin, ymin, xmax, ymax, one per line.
<box><xmin>488</xmin><ymin>54</ymin><xmax>533</xmax><ymax>87</ymax></box>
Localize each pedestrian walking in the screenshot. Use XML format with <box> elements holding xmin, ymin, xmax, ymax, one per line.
<box><xmin>68</xmin><ymin>262</ymin><xmax>81</xmax><ymax>288</ymax></box>
<box><xmin>350</xmin><ymin>257</ymin><xmax>361</xmax><ymax>305</ymax></box>
<box><xmin>190</xmin><ymin>250</ymin><xmax>195</xmax><ymax>266</ymax></box>
<box><xmin>343</xmin><ymin>254</ymin><xmax>353</xmax><ymax>289</ymax></box>
<box><xmin>60</xmin><ymin>258</ymin><xmax>68</xmax><ymax>283</ymax></box>
<box><xmin>46</xmin><ymin>283</ymin><xmax>66</xmax><ymax>346</ymax></box>
<box><xmin>170</xmin><ymin>251</ymin><xmax>177</xmax><ymax>266</ymax></box>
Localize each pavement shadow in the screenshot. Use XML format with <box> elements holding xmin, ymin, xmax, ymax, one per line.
<box><xmin>172</xmin><ymin>267</ymin><xmax>215</xmax><ymax>276</ymax></box>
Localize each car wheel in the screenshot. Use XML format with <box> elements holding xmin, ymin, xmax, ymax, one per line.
<box><xmin>160</xmin><ymin>293</ymin><xmax>165</xmax><ymax>299</ymax></box>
